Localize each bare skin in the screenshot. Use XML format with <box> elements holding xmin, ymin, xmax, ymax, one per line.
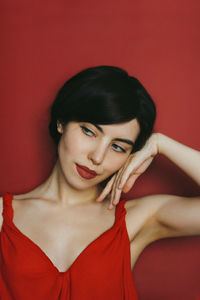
<box><xmin>0</xmin><ymin>122</ymin><xmax>199</xmax><ymax>273</ymax></box>
<box><xmin>0</xmin><ymin>191</ymin><xmax>117</xmax><ymax>272</ymax></box>
<box><xmin>0</xmin><ymin>190</ymin><xmax>178</xmax><ymax>272</ymax></box>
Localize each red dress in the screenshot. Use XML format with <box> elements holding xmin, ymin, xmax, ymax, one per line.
<box><xmin>0</xmin><ymin>192</ymin><xmax>138</xmax><ymax>299</ymax></box>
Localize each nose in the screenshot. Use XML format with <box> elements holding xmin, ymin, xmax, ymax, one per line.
<box><xmin>88</xmin><ymin>143</ymin><xmax>107</xmax><ymax>165</ymax></box>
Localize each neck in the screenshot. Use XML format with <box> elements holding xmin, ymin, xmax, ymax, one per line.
<box><xmin>34</xmin><ymin>160</ymin><xmax>102</xmax><ymax>207</ymax></box>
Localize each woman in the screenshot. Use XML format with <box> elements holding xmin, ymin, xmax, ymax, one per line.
<box><xmin>0</xmin><ymin>66</ymin><xmax>199</xmax><ymax>299</ymax></box>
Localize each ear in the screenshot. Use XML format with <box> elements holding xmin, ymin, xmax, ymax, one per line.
<box><xmin>57</xmin><ymin>121</ymin><xmax>63</xmax><ymax>134</ymax></box>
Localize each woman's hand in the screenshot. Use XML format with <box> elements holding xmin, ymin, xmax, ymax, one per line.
<box><xmin>96</xmin><ymin>133</ymin><xmax>160</xmax><ymax>209</ymax></box>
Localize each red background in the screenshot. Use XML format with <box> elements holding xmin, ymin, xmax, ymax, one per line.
<box><xmin>1</xmin><ymin>0</ymin><xmax>200</xmax><ymax>299</ymax></box>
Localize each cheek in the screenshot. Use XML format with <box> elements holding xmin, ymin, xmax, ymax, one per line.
<box><xmin>103</xmin><ymin>153</ymin><xmax>128</xmax><ymax>176</ymax></box>
<box><xmin>59</xmin><ymin>131</ymin><xmax>93</xmax><ymax>163</ymax></box>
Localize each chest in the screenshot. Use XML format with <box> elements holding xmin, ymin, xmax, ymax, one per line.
<box><xmin>12</xmin><ymin>200</ymin><xmax>117</xmax><ymax>273</ymax></box>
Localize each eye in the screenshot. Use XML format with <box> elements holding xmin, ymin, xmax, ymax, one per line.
<box><xmin>80</xmin><ymin>125</ymin><xmax>95</xmax><ymax>137</ymax></box>
<box><xmin>112</xmin><ymin>143</ymin><xmax>126</xmax><ymax>153</ymax></box>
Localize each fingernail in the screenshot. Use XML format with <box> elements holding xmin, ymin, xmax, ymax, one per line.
<box><xmin>96</xmin><ymin>197</ymin><xmax>101</xmax><ymax>202</ymax></box>
<box><xmin>108</xmin><ymin>203</ymin><xmax>113</xmax><ymax>210</ymax></box>
<box><xmin>118</xmin><ymin>183</ymin><xmax>123</xmax><ymax>189</ymax></box>
<box><xmin>113</xmin><ymin>199</ymin><xmax>118</xmax><ymax>205</ymax></box>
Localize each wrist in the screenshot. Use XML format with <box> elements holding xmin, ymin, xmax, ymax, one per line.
<box><xmin>156</xmin><ymin>133</ymin><xmax>168</xmax><ymax>155</ymax></box>
<box><xmin>146</xmin><ymin>132</ymin><xmax>162</xmax><ymax>156</ymax></box>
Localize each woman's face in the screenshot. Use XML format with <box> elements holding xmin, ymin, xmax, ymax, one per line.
<box><xmin>57</xmin><ymin>119</ymin><xmax>140</xmax><ymax>190</ymax></box>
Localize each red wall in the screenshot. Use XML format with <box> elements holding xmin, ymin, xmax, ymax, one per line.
<box><xmin>1</xmin><ymin>1</ymin><xmax>200</xmax><ymax>299</ymax></box>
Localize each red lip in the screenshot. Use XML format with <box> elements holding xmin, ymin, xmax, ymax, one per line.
<box><xmin>77</xmin><ymin>164</ymin><xmax>97</xmax><ymax>175</ymax></box>
<box><xmin>75</xmin><ymin>164</ymin><xmax>98</xmax><ymax>179</ymax></box>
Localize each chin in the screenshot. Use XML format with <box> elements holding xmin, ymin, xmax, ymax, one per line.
<box><xmin>65</xmin><ymin>174</ymin><xmax>98</xmax><ymax>191</ymax></box>
<box><xmin>63</xmin><ymin>163</ymin><xmax>115</xmax><ymax>190</ymax></box>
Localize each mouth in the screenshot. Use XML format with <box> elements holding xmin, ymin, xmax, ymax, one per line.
<box><xmin>75</xmin><ymin>164</ymin><xmax>98</xmax><ymax>179</ymax></box>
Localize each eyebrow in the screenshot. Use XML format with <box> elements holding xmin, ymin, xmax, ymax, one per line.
<box><xmin>92</xmin><ymin>123</ymin><xmax>135</xmax><ymax>148</ymax></box>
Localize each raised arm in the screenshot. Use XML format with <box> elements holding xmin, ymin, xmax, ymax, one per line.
<box><xmin>97</xmin><ymin>132</ymin><xmax>200</xmax><ymax>238</ymax></box>
<box><xmin>152</xmin><ymin>133</ymin><xmax>200</xmax><ymax>237</ymax></box>
<box><xmin>97</xmin><ymin>133</ymin><xmax>200</xmax><ymax>205</ymax></box>
<box><xmin>158</xmin><ymin>133</ymin><xmax>200</xmax><ymax>186</ymax></box>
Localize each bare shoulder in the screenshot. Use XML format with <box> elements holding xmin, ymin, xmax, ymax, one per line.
<box><xmin>124</xmin><ymin>193</ymin><xmax>173</xmax><ymax>217</ymax></box>
<box><xmin>124</xmin><ymin>194</ymin><xmax>178</xmax><ymax>243</ymax></box>
<box><xmin>0</xmin><ymin>196</ymin><xmax>3</xmax><ymax>231</ymax></box>
<box><xmin>125</xmin><ymin>192</ymin><xmax>200</xmax><ymax>244</ymax></box>
<box><xmin>0</xmin><ymin>191</ymin><xmax>40</xmax><ymax>231</ymax></box>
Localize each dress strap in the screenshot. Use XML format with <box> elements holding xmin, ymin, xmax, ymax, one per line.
<box><xmin>115</xmin><ymin>198</ymin><xmax>127</xmax><ymax>223</ymax></box>
<box><xmin>2</xmin><ymin>192</ymin><xmax>13</xmax><ymax>220</ymax></box>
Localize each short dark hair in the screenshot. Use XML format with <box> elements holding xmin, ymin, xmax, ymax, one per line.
<box><xmin>48</xmin><ymin>66</ymin><xmax>156</xmax><ymax>154</ymax></box>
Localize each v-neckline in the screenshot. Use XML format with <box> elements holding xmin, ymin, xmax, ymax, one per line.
<box><xmin>4</xmin><ymin>193</ymin><xmax>122</xmax><ymax>275</ymax></box>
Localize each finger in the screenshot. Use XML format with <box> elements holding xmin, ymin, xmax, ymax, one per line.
<box><xmin>96</xmin><ymin>178</ymin><xmax>114</xmax><ymax>202</ymax></box>
<box><xmin>117</xmin><ymin>155</ymin><xmax>138</xmax><ymax>189</ymax></box>
<box><xmin>109</xmin><ymin>180</ymin><xmax>116</xmax><ymax>209</ymax></box>
<box><xmin>113</xmin><ymin>159</ymin><xmax>131</xmax><ymax>193</ymax></box>
<box><xmin>108</xmin><ymin>188</ymin><xmax>122</xmax><ymax>209</ymax></box>
<box><xmin>113</xmin><ymin>188</ymin><xmax>122</xmax><ymax>205</ymax></box>
<box><xmin>119</xmin><ymin>155</ymin><xmax>153</xmax><ymax>189</ymax></box>
<box><xmin>121</xmin><ymin>157</ymin><xmax>154</xmax><ymax>192</ymax></box>
<box><xmin>109</xmin><ymin>157</ymin><xmax>134</xmax><ymax>208</ymax></box>
<box><xmin>115</xmin><ymin>164</ymin><xmax>127</xmax><ymax>190</ymax></box>
<box><xmin>122</xmin><ymin>174</ymin><xmax>140</xmax><ymax>193</ymax></box>
<box><xmin>110</xmin><ymin>167</ymin><xmax>124</xmax><ymax>206</ymax></box>
<box><xmin>118</xmin><ymin>163</ymin><xmax>140</xmax><ymax>190</ymax></box>
<box><xmin>96</xmin><ymin>175</ymin><xmax>116</xmax><ymax>202</ymax></box>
